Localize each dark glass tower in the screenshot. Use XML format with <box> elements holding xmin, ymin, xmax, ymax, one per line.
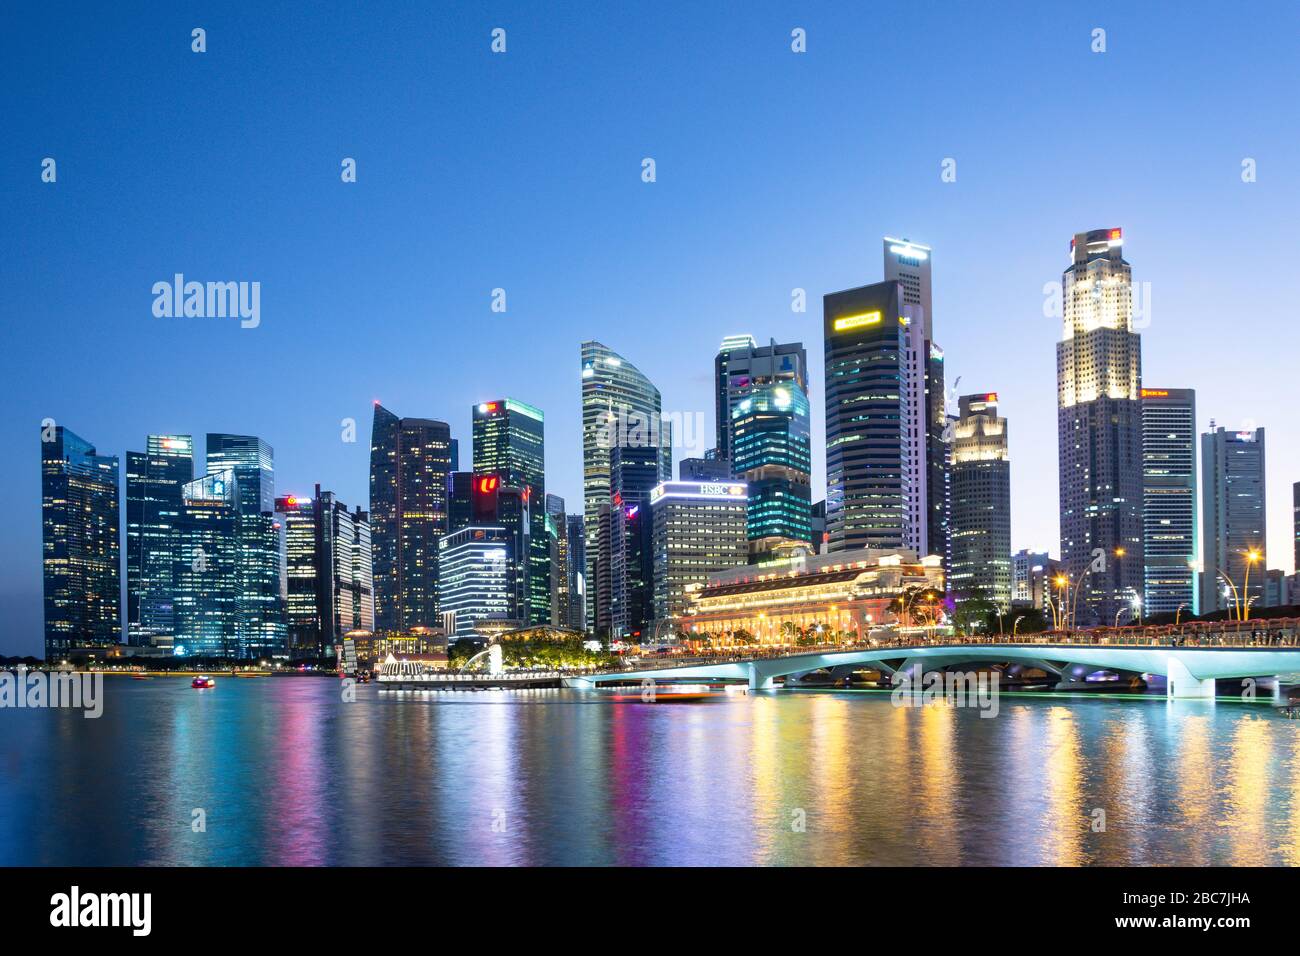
<box><xmin>125</xmin><ymin>434</ymin><xmax>193</xmax><ymax>645</ymax></box>
<box><xmin>42</xmin><ymin>425</ymin><xmax>121</xmax><ymax>661</ymax></box>
<box><xmin>730</xmin><ymin>381</ymin><xmax>812</xmax><ymax>561</ymax></box>
<box><xmin>1201</xmin><ymin>426</ymin><xmax>1266</xmax><ymax>614</ymax></box>
<box><xmin>823</xmin><ymin>281</ymin><xmax>910</xmax><ymax>552</ymax></box>
<box><xmin>1057</xmin><ymin>228</ymin><xmax>1144</xmax><ymax>625</ymax></box>
<box><xmin>609</xmin><ymin>443</ymin><xmax>659</xmax><ymax>638</ymax></box>
<box><xmin>172</xmin><ymin>470</ymin><xmax>241</xmax><ymax>657</ymax></box>
<box><xmin>369</xmin><ymin>404</ymin><xmax>455</xmax><ymax>632</ymax></box>
<box><xmin>713</xmin><ymin>336</ymin><xmax>808</xmax><ymax>463</ymax></box>
<box><xmin>472</xmin><ymin>398</ymin><xmax>549</xmax><ymax>625</ymax></box>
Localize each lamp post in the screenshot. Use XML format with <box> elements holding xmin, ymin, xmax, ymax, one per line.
<box><xmin>1242</xmin><ymin>549</ymin><xmax>1262</xmax><ymax>622</ymax></box>
<box><xmin>1175</xmin><ymin>603</ymin><xmax>1187</xmax><ymax>625</ymax></box>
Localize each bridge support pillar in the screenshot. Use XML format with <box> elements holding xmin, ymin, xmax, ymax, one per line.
<box><xmin>1166</xmin><ymin>656</ymin><xmax>1215</xmax><ymax>700</ymax></box>
<box><xmin>748</xmin><ymin>663</ymin><xmax>774</xmax><ymax>691</ymax></box>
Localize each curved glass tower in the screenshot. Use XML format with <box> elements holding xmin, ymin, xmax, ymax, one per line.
<box><xmin>581</xmin><ymin>341</ymin><xmax>669</xmax><ymax>629</ymax></box>
<box><xmin>730</xmin><ymin>381</ymin><xmax>812</xmax><ymax>561</ymax></box>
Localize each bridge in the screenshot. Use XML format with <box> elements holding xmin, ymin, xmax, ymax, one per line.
<box><xmin>564</xmin><ymin>623</ymin><xmax>1300</xmax><ymax>699</ymax></box>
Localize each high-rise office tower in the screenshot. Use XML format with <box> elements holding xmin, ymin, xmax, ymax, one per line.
<box><xmin>205</xmin><ymin>434</ymin><xmax>274</xmax><ymax>513</ymax></box>
<box><xmin>370</xmin><ymin>405</ymin><xmax>455</xmax><ymax>632</ymax></box>
<box><xmin>206</xmin><ymin>433</ymin><xmax>284</xmax><ymax>658</ymax></box>
<box><xmin>546</xmin><ymin>495</ymin><xmax>570</xmax><ymax>628</ymax></box>
<box><xmin>472</xmin><ymin>398</ymin><xmax>549</xmax><ymax>625</ymax></box>
<box><xmin>276</xmin><ymin>487</ymin><xmax>374</xmax><ymax>658</ymax></box>
<box><xmin>679</xmin><ymin>457</ymin><xmax>732</xmax><ymax>481</ymax></box>
<box><xmin>1201</xmin><ymin>425</ymin><xmax>1266</xmax><ymax>614</ymax></box>
<box><xmin>438</xmin><ymin>526</ymin><xmax>515</xmax><ymax>639</ymax></box>
<box><xmin>609</xmin><ymin>443</ymin><xmax>659</xmax><ymax>638</ymax></box>
<box><xmin>1057</xmin><ymin>228</ymin><xmax>1144</xmax><ymax>625</ymax></box>
<box><xmin>1140</xmin><ymin>388</ymin><xmax>1198</xmax><ymax>617</ymax></box>
<box><xmin>172</xmin><ymin>470</ymin><xmax>241</xmax><ymax>657</ymax></box>
<box><xmin>650</xmin><ymin>480</ymin><xmax>749</xmax><ymax>624</ymax></box>
<box><xmin>565</xmin><ymin>513</ymin><xmax>586</xmax><ymax>630</ymax></box>
<box><xmin>125</xmin><ymin>434</ymin><xmax>193</xmax><ymax>644</ymax></box>
<box><xmin>824</xmin><ymin>280</ymin><xmax>925</xmax><ymax>552</ymax></box>
<box><xmin>713</xmin><ymin>336</ymin><xmax>808</xmax><ymax>463</ymax></box>
<box><xmin>948</xmin><ymin>394</ymin><xmax>1011</xmax><ymax>609</ymax></box>
<box><xmin>730</xmin><ymin>381</ymin><xmax>812</xmax><ymax>561</ymax></box>
<box><xmin>1293</xmin><ymin>481</ymin><xmax>1300</xmax><ymax>574</ymax></box>
<box><xmin>1012</xmin><ymin>550</ymin><xmax>1050</xmax><ymax>605</ymax></box>
<box><xmin>41</xmin><ymin>425</ymin><xmax>121</xmax><ymax>660</ymax></box>
<box><xmin>447</xmin><ymin>471</ymin><xmax>473</xmax><ymax>533</ymax></box>
<box><xmin>884</xmin><ymin>238</ymin><xmax>948</xmax><ymax>569</ymax></box>
<box><xmin>581</xmin><ymin>341</ymin><xmax>670</xmax><ymax>627</ymax></box>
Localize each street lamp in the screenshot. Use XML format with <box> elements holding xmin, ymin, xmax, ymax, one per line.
<box><xmin>1242</xmin><ymin>549</ymin><xmax>1262</xmax><ymax>622</ymax></box>
<box><xmin>1175</xmin><ymin>603</ymin><xmax>1187</xmax><ymax>625</ymax></box>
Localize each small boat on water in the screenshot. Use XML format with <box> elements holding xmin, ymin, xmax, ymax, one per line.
<box><xmin>130</xmin><ymin>674</ymin><xmax>152</xmax><ymax>681</ymax></box>
<box><xmin>606</xmin><ymin>682</ymin><xmax>738</xmax><ymax>703</ymax></box>
<box><xmin>191</xmin><ymin>676</ymin><xmax>216</xmax><ymax>689</ymax></box>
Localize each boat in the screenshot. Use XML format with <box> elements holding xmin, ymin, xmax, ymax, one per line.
<box><xmin>130</xmin><ymin>674</ymin><xmax>152</xmax><ymax>681</ymax></box>
<box><xmin>191</xmin><ymin>676</ymin><xmax>216</xmax><ymax>689</ymax></box>
<box><xmin>606</xmin><ymin>682</ymin><xmax>732</xmax><ymax>703</ymax></box>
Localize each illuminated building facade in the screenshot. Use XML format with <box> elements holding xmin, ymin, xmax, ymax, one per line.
<box><xmin>42</xmin><ymin>426</ymin><xmax>121</xmax><ymax>660</ymax></box>
<box><xmin>609</xmin><ymin>443</ymin><xmax>659</xmax><ymax>638</ymax></box>
<box><xmin>1141</xmin><ymin>388</ymin><xmax>1198</xmax><ymax>617</ymax></box>
<box><xmin>683</xmin><ymin>549</ymin><xmax>945</xmax><ymax>643</ymax></box>
<box><xmin>173</xmin><ymin>470</ymin><xmax>241</xmax><ymax>657</ymax></box>
<box><xmin>650</xmin><ymin>480</ymin><xmax>749</xmax><ymax>624</ymax></box>
<box><xmin>581</xmin><ymin>341</ymin><xmax>670</xmax><ymax>627</ymax></box>
<box><xmin>884</xmin><ymin>238</ymin><xmax>949</xmax><ymax>571</ymax></box>
<box><xmin>824</xmin><ymin>280</ymin><xmax>926</xmax><ymax>553</ymax></box>
<box><xmin>730</xmin><ymin>381</ymin><xmax>812</xmax><ymax>560</ymax></box>
<box><xmin>1057</xmin><ymin>228</ymin><xmax>1144</xmax><ymax>625</ymax></box>
<box><xmin>1201</xmin><ymin>425</ymin><xmax>1266</xmax><ymax>614</ymax></box>
<box><xmin>276</xmin><ymin>487</ymin><xmax>374</xmax><ymax>658</ymax></box>
<box><xmin>713</xmin><ymin>335</ymin><xmax>808</xmax><ymax>463</ymax></box>
<box><xmin>472</xmin><ymin>398</ymin><xmax>549</xmax><ymax>625</ymax></box>
<box><xmin>206</xmin><ymin>433</ymin><xmax>284</xmax><ymax>658</ymax></box>
<box><xmin>370</xmin><ymin>405</ymin><xmax>455</xmax><ymax>632</ymax></box>
<box><xmin>949</xmin><ymin>394</ymin><xmax>1011</xmax><ymax>608</ymax></box>
<box><xmin>438</xmin><ymin>526</ymin><xmax>516</xmax><ymax>639</ymax></box>
<box><xmin>125</xmin><ymin>434</ymin><xmax>193</xmax><ymax>645</ymax></box>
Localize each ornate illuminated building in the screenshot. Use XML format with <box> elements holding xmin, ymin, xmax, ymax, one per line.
<box><xmin>730</xmin><ymin>381</ymin><xmax>812</xmax><ymax>560</ymax></box>
<box><xmin>581</xmin><ymin>341</ymin><xmax>671</xmax><ymax>627</ymax></box>
<box><xmin>682</xmin><ymin>549</ymin><xmax>944</xmax><ymax>643</ymax></box>
<box><xmin>949</xmin><ymin>394</ymin><xmax>1011</xmax><ymax>608</ymax></box>
<box><xmin>1057</xmin><ymin>227</ymin><xmax>1144</xmax><ymax>625</ymax></box>
<box><xmin>370</xmin><ymin>404</ymin><xmax>456</xmax><ymax>632</ymax></box>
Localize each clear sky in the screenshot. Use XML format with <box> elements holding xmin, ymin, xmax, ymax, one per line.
<box><xmin>3</xmin><ymin>1</ymin><xmax>1298</xmax><ymax>656</ymax></box>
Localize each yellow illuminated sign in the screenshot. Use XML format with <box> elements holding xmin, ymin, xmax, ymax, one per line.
<box><xmin>833</xmin><ymin>311</ymin><xmax>881</xmax><ymax>332</ymax></box>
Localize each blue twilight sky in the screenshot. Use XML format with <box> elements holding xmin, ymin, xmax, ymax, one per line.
<box><xmin>2</xmin><ymin>1</ymin><xmax>1298</xmax><ymax>656</ymax></box>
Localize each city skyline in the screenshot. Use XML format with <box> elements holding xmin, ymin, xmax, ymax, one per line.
<box><xmin>6</xmin><ymin>3</ymin><xmax>1300</xmax><ymax>655</ymax></box>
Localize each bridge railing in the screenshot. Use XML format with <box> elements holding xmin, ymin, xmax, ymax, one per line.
<box><xmin>588</xmin><ymin>621</ymin><xmax>1300</xmax><ymax>675</ymax></box>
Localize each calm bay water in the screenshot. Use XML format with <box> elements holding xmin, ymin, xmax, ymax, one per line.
<box><xmin>2</xmin><ymin>676</ymin><xmax>1298</xmax><ymax>866</ymax></box>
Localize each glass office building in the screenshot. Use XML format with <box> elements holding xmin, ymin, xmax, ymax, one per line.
<box><xmin>125</xmin><ymin>434</ymin><xmax>193</xmax><ymax>645</ymax></box>
<box><xmin>730</xmin><ymin>381</ymin><xmax>812</xmax><ymax>561</ymax></box>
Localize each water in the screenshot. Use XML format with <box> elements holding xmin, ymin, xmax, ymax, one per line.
<box><xmin>2</xmin><ymin>677</ymin><xmax>1298</xmax><ymax>866</ymax></box>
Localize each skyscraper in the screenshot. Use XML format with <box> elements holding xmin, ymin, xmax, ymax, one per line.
<box><xmin>370</xmin><ymin>404</ymin><xmax>455</xmax><ymax>632</ymax></box>
<box><xmin>730</xmin><ymin>381</ymin><xmax>812</xmax><ymax>561</ymax></box>
<box><xmin>41</xmin><ymin>425</ymin><xmax>121</xmax><ymax>661</ymax></box>
<box><xmin>823</xmin><ymin>280</ymin><xmax>924</xmax><ymax>552</ymax></box>
<box><xmin>172</xmin><ymin>469</ymin><xmax>241</xmax><ymax>657</ymax></box>
<box><xmin>885</xmin><ymin>238</ymin><xmax>948</xmax><ymax>573</ymax></box>
<box><xmin>206</xmin><ymin>433</ymin><xmax>284</xmax><ymax>658</ymax></box>
<box><xmin>276</xmin><ymin>487</ymin><xmax>374</xmax><ymax>658</ymax></box>
<box><xmin>948</xmin><ymin>393</ymin><xmax>1011</xmax><ymax>609</ymax></box>
<box><xmin>125</xmin><ymin>434</ymin><xmax>193</xmax><ymax>645</ymax></box>
<box><xmin>609</xmin><ymin>443</ymin><xmax>660</xmax><ymax>638</ymax></box>
<box><xmin>1141</xmin><ymin>388</ymin><xmax>1198</xmax><ymax>617</ymax></box>
<box><xmin>472</xmin><ymin>398</ymin><xmax>549</xmax><ymax>625</ymax></box>
<box><xmin>581</xmin><ymin>341</ymin><xmax>670</xmax><ymax>627</ymax></box>
<box><xmin>1201</xmin><ymin>425</ymin><xmax>1266</xmax><ymax>614</ymax></box>
<box><xmin>650</xmin><ymin>480</ymin><xmax>749</xmax><ymax>625</ymax></box>
<box><xmin>713</xmin><ymin>336</ymin><xmax>808</xmax><ymax>463</ymax></box>
<box><xmin>1057</xmin><ymin>228</ymin><xmax>1144</xmax><ymax>625</ymax></box>
<box><xmin>565</xmin><ymin>513</ymin><xmax>586</xmax><ymax>630</ymax></box>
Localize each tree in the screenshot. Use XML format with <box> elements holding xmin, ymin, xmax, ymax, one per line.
<box><xmin>953</xmin><ymin>591</ymin><xmax>998</xmax><ymax>636</ymax></box>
